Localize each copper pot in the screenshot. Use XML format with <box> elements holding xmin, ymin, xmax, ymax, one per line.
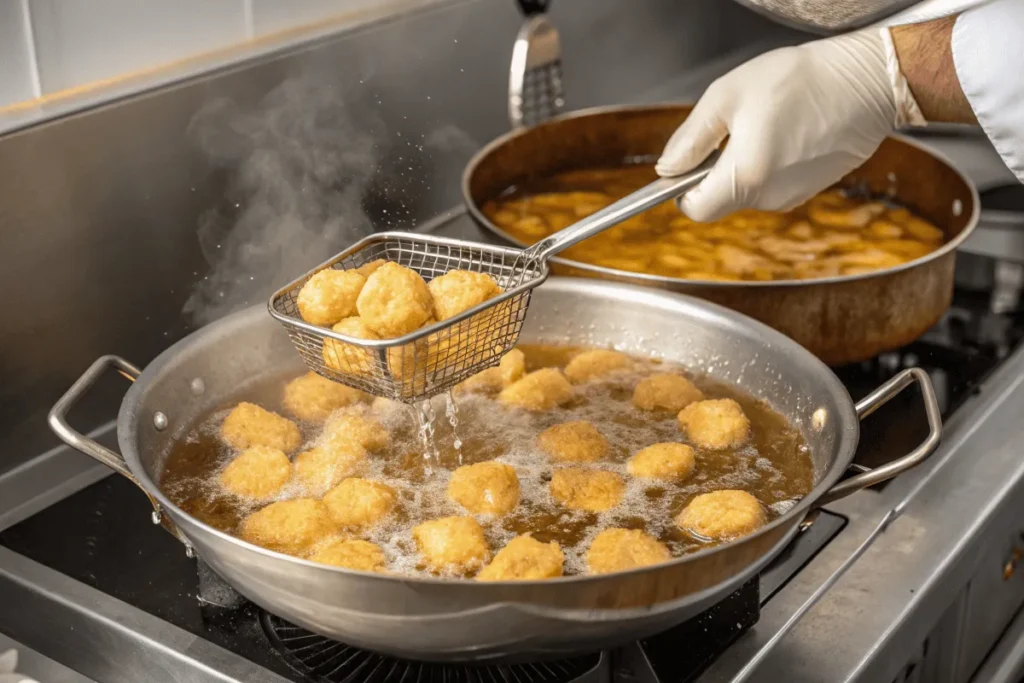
<box><xmin>462</xmin><ymin>104</ymin><xmax>980</xmax><ymax>366</ymax></box>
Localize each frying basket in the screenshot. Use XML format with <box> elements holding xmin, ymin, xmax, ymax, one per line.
<box><xmin>268</xmin><ymin>232</ymin><xmax>546</xmax><ymax>403</ymax></box>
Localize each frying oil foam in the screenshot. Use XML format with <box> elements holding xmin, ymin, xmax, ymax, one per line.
<box><xmin>163</xmin><ymin>360</ymin><xmax>808</xmax><ymax>578</ymax></box>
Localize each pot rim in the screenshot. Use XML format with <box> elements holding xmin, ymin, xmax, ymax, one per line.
<box><xmin>117</xmin><ymin>278</ymin><xmax>860</xmax><ymax>588</ymax></box>
<box><xmin>461</xmin><ymin>102</ymin><xmax>981</xmax><ymax>289</ymax></box>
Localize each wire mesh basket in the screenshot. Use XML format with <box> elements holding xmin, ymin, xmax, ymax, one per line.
<box><xmin>269</xmin><ymin>232</ymin><xmax>546</xmax><ymax>403</ymax></box>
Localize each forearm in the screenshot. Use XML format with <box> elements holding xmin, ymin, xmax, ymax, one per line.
<box><xmin>889</xmin><ymin>16</ymin><xmax>977</xmax><ymax>124</ymax></box>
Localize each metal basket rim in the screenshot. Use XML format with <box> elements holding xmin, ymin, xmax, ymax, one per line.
<box><xmin>266</xmin><ymin>231</ymin><xmax>550</xmax><ymax>349</ymax></box>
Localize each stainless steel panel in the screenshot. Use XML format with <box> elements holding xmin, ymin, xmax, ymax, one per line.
<box><xmin>0</xmin><ymin>0</ymin><xmax>791</xmax><ymax>476</ymax></box>
<box><xmin>29</xmin><ymin>0</ymin><xmax>247</xmax><ymax>93</ymax></box>
<box><xmin>957</xmin><ymin>527</ymin><xmax>1024</xmax><ymax>681</ymax></box>
<box><xmin>971</xmin><ymin>601</ymin><xmax>1024</xmax><ymax>683</ymax></box>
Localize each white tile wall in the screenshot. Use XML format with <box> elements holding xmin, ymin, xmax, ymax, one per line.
<box><xmin>0</xmin><ymin>0</ymin><xmax>436</xmax><ymax>109</ymax></box>
<box><xmin>29</xmin><ymin>0</ymin><xmax>247</xmax><ymax>93</ymax></box>
<box><xmin>0</xmin><ymin>0</ymin><xmax>38</xmax><ymax>107</ymax></box>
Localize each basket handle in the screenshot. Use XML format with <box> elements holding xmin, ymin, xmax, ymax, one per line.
<box><xmin>48</xmin><ymin>355</ymin><xmax>193</xmax><ymax>554</ymax></box>
<box><xmin>816</xmin><ymin>368</ymin><xmax>942</xmax><ymax>506</ymax></box>
<box><xmin>528</xmin><ymin>151</ymin><xmax>719</xmax><ymax>264</ymax></box>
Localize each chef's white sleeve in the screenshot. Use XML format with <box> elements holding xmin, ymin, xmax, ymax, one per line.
<box><xmin>952</xmin><ymin>0</ymin><xmax>1024</xmax><ymax>182</ymax></box>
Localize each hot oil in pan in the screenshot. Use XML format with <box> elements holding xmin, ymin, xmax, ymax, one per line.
<box><xmin>159</xmin><ymin>345</ymin><xmax>814</xmax><ymax>577</ymax></box>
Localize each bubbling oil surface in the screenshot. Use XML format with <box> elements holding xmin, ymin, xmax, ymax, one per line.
<box><xmin>160</xmin><ymin>345</ymin><xmax>814</xmax><ymax>577</ymax></box>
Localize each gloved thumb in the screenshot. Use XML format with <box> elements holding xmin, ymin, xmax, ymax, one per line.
<box><xmin>655</xmin><ymin>101</ymin><xmax>727</xmax><ymax>177</ymax></box>
<box><xmin>677</xmin><ymin>144</ymin><xmax>741</xmax><ymax>222</ymax></box>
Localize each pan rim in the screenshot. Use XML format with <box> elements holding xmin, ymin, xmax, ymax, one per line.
<box><xmin>118</xmin><ymin>278</ymin><xmax>860</xmax><ymax>589</ymax></box>
<box><xmin>461</xmin><ymin>102</ymin><xmax>981</xmax><ymax>289</ymax></box>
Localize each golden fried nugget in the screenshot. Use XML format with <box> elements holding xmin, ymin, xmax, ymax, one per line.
<box><xmin>586</xmin><ymin>528</ymin><xmax>672</xmax><ymax>574</ymax></box>
<box><xmin>563</xmin><ymin>349</ymin><xmax>633</xmax><ymax>384</ymax></box>
<box><xmin>355</xmin><ymin>259</ymin><xmax>386</xmax><ymax>279</ymax></box>
<box><xmin>322</xmin><ymin>408</ymin><xmax>390</xmax><ymax>453</ymax></box>
<box><xmin>676</xmin><ymin>490</ymin><xmax>767</xmax><ymax>541</ymax></box>
<box><xmin>498</xmin><ymin>368</ymin><xmax>574</xmax><ymax>412</ymax></box>
<box><xmin>356</xmin><ymin>262</ymin><xmax>433</xmax><ymax>338</ymax></box>
<box><xmin>454</xmin><ymin>349</ymin><xmax>526</xmax><ymax>395</ymax></box>
<box><xmin>240</xmin><ymin>499</ymin><xmax>336</xmax><ymax>556</ymax></box>
<box><xmin>632</xmin><ymin>373</ymin><xmax>704</xmax><ymax>412</ymax></box>
<box><xmin>292</xmin><ymin>442</ymin><xmax>366</xmax><ymax>495</ymax></box>
<box><xmin>447</xmin><ymin>461</ymin><xmax>520</xmax><ymax>516</ymax></box>
<box><xmin>627</xmin><ymin>443</ymin><xmax>696</xmax><ymax>482</ymax></box>
<box><xmin>309</xmin><ymin>538</ymin><xmax>387</xmax><ymax>572</ymax></box>
<box><xmin>677</xmin><ymin>399</ymin><xmax>751</xmax><ymax>449</ymax></box>
<box><xmin>297</xmin><ymin>269</ymin><xmax>366</xmax><ymax>326</ymax></box>
<box><xmin>499</xmin><ymin>348</ymin><xmax>526</xmax><ymax>385</ymax></box>
<box><xmin>454</xmin><ymin>366</ymin><xmax>504</xmax><ymax>395</ymax></box>
<box><xmin>283</xmin><ymin>372</ymin><xmax>367</xmax><ymax>423</ymax></box>
<box><xmin>220</xmin><ymin>402</ymin><xmax>302</xmax><ymax>453</ymax></box>
<box><xmin>385</xmin><ymin>332</ymin><xmax>454</xmax><ymax>394</ymax></box>
<box><xmin>323</xmin><ymin>317</ymin><xmax>380</xmax><ymax>375</ymax></box>
<box><xmin>323</xmin><ymin>477</ymin><xmax>397</xmax><ymax>528</ymax></box>
<box><xmin>477</xmin><ymin>534</ymin><xmax>564</xmax><ymax>581</ymax></box>
<box><xmin>219</xmin><ymin>445</ymin><xmax>291</xmax><ymax>500</ymax></box>
<box><xmin>412</xmin><ymin>516</ymin><xmax>490</xmax><ymax>573</ymax></box>
<box><xmin>536</xmin><ymin>421</ymin><xmax>609</xmax><ymax>463</ymax></box>
<box><xmin>549</xmin><ymin>468</ymin><xmax>624</xmax><ymax>512</ymax></box>
<box><xmin>427</xmin><ymin>270</ymin><xmax>502</xmax><ymax>321</ymax></box>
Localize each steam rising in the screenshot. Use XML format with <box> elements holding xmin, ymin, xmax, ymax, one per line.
<box><xmin>185</xmin><ymin>74</ymin><xmax>383</xmax><ymax>325</ymax></box>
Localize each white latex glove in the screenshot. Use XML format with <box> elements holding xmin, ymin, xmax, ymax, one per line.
<box><xmin>656</xmin><ymin>28</ymin><xmax>925</xmax><ymax>222</ymax></box>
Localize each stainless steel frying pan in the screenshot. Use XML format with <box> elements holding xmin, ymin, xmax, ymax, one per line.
<box><xmin>48</xmin><ymin>278</ymin><xmax>941</xmax><ymax>661</ymax></box>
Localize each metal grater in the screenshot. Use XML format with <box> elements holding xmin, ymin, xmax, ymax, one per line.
<box><xmin>508</xmin><ymin>0</ymin><xmax>564</xmax><ymax>129</ymax></box>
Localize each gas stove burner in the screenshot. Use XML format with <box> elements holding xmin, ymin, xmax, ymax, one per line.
<box><xmin>259</xmin><ymin>612</ymin><xmax>605</xmax><ymax>683</ymax></box>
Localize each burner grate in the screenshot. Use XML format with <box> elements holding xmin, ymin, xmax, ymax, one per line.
<box><xmin>259</xmin><ymin>612</ymin><xmax>603</xmax><ymax>683</ymax></box>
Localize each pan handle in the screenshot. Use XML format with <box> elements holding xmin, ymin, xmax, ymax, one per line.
<box><xmin>48</xmin><ymin>355</ymin><xmax>193</xmax><ymax>555</ymax></box>
<box><xmin>816</xmin><ymin>368</ymin><xmax>942</xmax><ymax>506</ymax></box>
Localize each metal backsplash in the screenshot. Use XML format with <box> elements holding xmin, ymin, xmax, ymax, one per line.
<box><xmin>0</xmin><ymin>0</ymin><xmax>791</xmax><ymax>474</ymax></box>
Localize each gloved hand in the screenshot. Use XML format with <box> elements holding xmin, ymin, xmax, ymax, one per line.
<box><xmin>656</xmin><ymin>28</ymin><xmax>925</xmax><ymax>222</ymax></box>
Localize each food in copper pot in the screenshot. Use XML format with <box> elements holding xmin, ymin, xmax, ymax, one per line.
<box><xmin>484</xmin><ymin>166</ymin><xmax>945</xmax><ymax>281</ymax></box>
